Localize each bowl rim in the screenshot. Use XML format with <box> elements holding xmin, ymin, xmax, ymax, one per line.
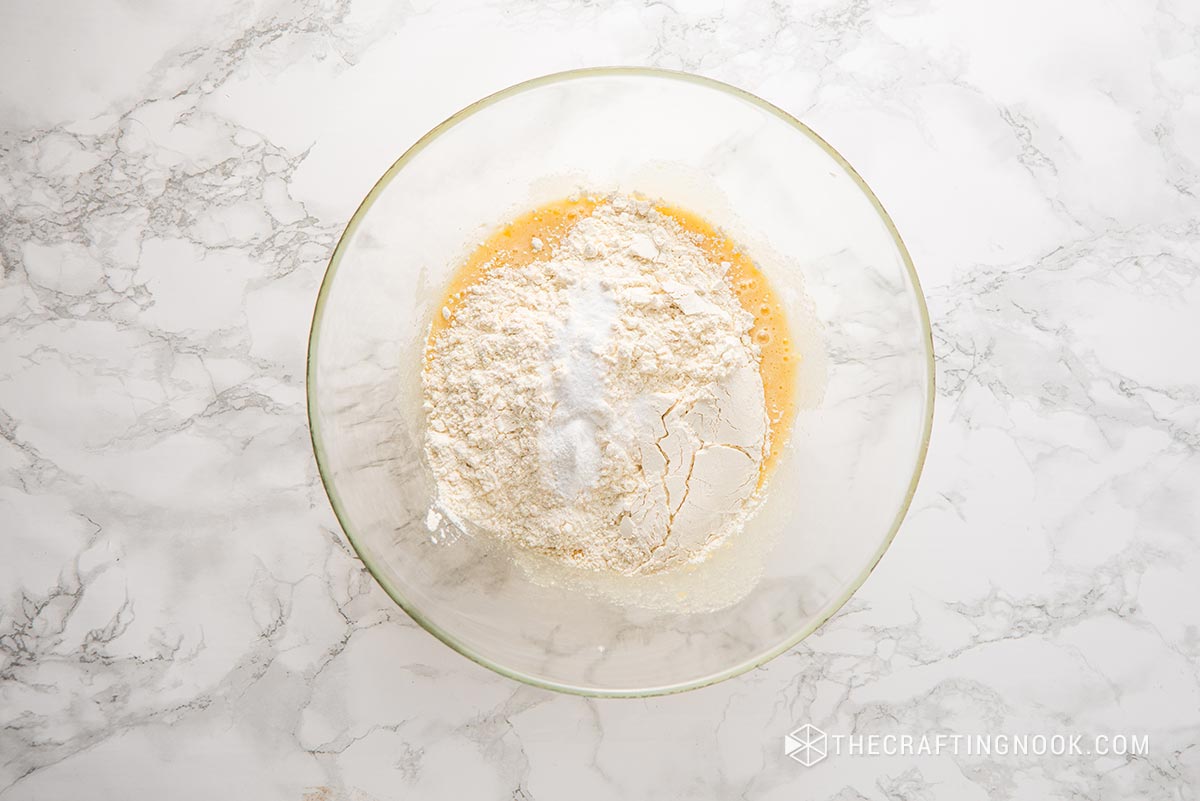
<box><xmin>306</xmin><ymin>65</ymin><xmax>935</xmax><ymax>698</ymax></box>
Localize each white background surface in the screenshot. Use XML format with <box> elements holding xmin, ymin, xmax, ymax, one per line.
<box><xmin>2</xmin><ymin>1</ymin><xmax>1199</xmax><ymax>798</ymax></box>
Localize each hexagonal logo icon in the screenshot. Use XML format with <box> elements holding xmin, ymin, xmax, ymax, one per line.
<box><xmin>784</xmin><ymin>723</ymin><xmax>828</xmax><ymax>767</ymax></box>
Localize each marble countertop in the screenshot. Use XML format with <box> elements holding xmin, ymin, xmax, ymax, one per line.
<box><xmin>3</xmin><ymin>1</ymin><xmax>1199</xmax><ymax>798</ymax></box>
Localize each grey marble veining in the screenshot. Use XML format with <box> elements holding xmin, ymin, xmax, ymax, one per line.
<box><xmin>2</xmin><ymin>0</ymin><xmax>1199</xmax><ymax>798</ymax></box>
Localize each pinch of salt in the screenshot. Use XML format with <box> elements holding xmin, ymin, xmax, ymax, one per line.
<box><xmin>531</xmin><ymin>237</ymin><xmax>544</xmax><ymax>251</ymax></box>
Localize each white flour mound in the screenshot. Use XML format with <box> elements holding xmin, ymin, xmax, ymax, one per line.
<box><xmin>422</xmin><ymin>195</ymin><xmax>769</xmax><ymax>575</ymax></box>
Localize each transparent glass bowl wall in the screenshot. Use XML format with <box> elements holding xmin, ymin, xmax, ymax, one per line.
<box><xmin>308</xmin><ymin>69</ymin><xmax>933</xmax><ymax>696</ymax></box>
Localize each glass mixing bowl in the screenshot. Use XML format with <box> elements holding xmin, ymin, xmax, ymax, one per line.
<box><xmin>307</xmin><ymin>67</ymin><xmax>933</xmax><ymax>696</ymax></box>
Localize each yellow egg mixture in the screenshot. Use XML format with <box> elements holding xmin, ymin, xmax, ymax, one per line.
<box><xmin>428</xmin><ymin>195</ymin><xmax>798</xmax><ymax>475</ymax></box>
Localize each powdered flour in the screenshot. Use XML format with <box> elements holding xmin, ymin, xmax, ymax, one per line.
<box><xmin>422</xmin><ymin>195</ymin><xmax>769</xmax><ymax>575</ymax></box>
